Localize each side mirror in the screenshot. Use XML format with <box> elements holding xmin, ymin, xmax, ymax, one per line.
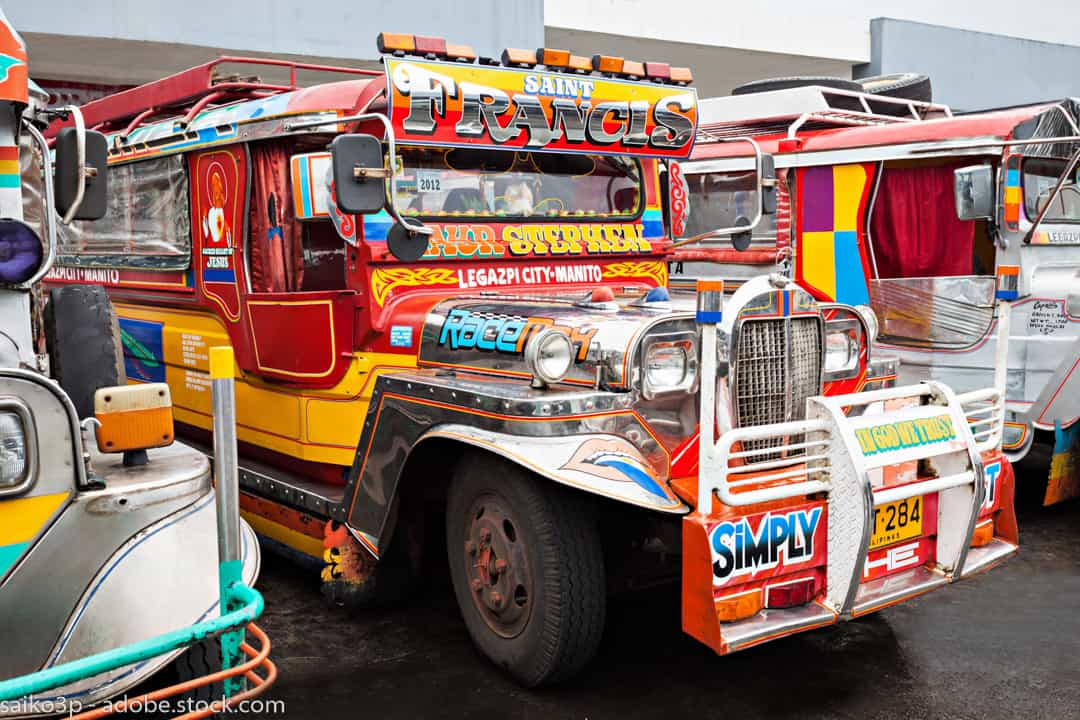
<box><xmin>330</xmin><ymin>133</ymin><xmax>388</xmax><ymax>214</ymax></box>
<box><xmin>760</xmin><ymin>153</ymin><xmax>777</xmax><ymax>215</ymax></box>
<box><xmin>954</xmin><ymin>164</ymin><xmax>995</xmax><ymax>220</ymax></box>
<box><xmin>54</xmin><ymin>128</ymin><xmax>108</xmax><ymax>221</ymax></box>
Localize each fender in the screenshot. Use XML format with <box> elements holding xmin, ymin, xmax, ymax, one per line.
<box><xmin>341</xmin><ymin>370</ymin><xmax>687</xmax><ymax>557</ymax></box>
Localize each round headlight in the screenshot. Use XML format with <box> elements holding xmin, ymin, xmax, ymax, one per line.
<box><xmin>0</xmin><ymin>411</ymin><xmax>28</xmax><ymax>487</ymax></box>
<box><xmin>525</xmin><ymin>329</ymin><xmax>574</xmax><ymax>387</ymax></box>
<box><xmin>0</xmin><ymin>219</ymin><xmax>44</xmax><ymax>285</ymax></box>
<box><xmin>853</xmin><ymin>304</ymin><xmax>879</xmax><ymax>344</ymax></box>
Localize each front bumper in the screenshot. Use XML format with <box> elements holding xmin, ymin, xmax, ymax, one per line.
<box><xmin>683</xmin><ymin>380</ymin><xmax>1017</xmax><ymax>655</ymax></box>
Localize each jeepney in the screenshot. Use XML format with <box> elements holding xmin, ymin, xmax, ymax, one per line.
<box><xmin>46</xmin><ymin>35</ymin><xmax>1017</xmax><ymax>686</ymax></box>
<box><xmin>679</xmin><ymin>83</ymin><xmax>1079</xmax><ymax>503</ymax></box>
<box><xmin>0</xmin><ymin>11</ymin><xmax>272</xmax><ymax>716</ymax></box>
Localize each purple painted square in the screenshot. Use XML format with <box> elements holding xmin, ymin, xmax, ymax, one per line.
<box><xmin>801</xmin><ymin>166</ymin><xmax>834</xmax><ymax>232</ymax></box>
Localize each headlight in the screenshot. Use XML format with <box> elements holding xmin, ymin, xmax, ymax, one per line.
<box><xmin>0</xmin><ymin>219</ymin><xmax>44</xmax><ymax>285</ymax></box>
<box><xmin>642</xmin><ymin>333</ymin><xmax>698</xmax><ymax>399</ymax></box>
<box><xmin>824</xmin><ymin>318</ymin><xmax>861</xmax><ymax>381</ymax></box>
<box><xmin>853</xmin><ymin>304</ymin><xmax>879</xmax><ymax>344</ymax></box>
<box><xmin>525</xmin><ymin>328</ymin><xmax>574</xmax><ymax>388</ymax></box>
<box><xmin>0</xmin><ymin>411</ymin><xmax>28</xmax><ymax>488</ymax></box>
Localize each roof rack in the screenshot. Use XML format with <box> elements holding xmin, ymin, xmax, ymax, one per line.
<box><xmin>696</xmin><ymin>85</ymin><xmax>952</xmax><ymax>143</ymax></box>
<box><xmin>54</xmin><ymin>56</ymin><xmax>381</xmax><ymax>138</ymax></box>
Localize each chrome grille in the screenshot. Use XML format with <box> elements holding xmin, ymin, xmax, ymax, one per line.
<box><xmin>733</xmin><ymin>316</ymin><xmax>822</xmax><ymax>461</ymax></box>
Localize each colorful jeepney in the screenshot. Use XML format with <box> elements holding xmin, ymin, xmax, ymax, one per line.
<box><xmin>679</xmin><ymin>85</ymin><xmax>1079</xmax><ymax>503</ymax></box>
<box><xmin>46</xmin><ymin>35</ymin><xmax>1016</xmax><ymax>685</ymax></box>
<box><xmin>0</xmin><ymin>11</ymin><xmax>273</xmax><ymax>717</ymax></box>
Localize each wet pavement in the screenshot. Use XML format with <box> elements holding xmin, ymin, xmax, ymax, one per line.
<box><xmin>254</xmin><ymin>461</ymin><xmax>1080</xmax><ymax>720</ymax></box>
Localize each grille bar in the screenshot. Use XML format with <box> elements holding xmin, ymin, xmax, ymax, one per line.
<box><xmin>733</xmin><ymin>316</ymin><xmax>822</xmax><ymax>461</ymax></box>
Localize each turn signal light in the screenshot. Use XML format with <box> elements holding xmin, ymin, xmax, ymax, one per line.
<box><xmin>94</xmin><ymin>383</ymin><xmax>174</xmax><ymax>453</ymax></box>
<box><xmin>644</xmin><ymin>62</ymin><xmax>671</xmax><ymax>81</ymax></box>
<box><xmin>622</xmin><ymin>60</ymin><xmax>646</xmax><ymax>79</ymax></box>
<box><xmin>765</xmin><ymin>578</ymin><xmax>816</xmax><ymax>609</ymax></box>
<box><xmin>568</xmin><ymin>55</ymin><xmax>592</xmax><ymax>73</ymax></box>
<box><xmin>376</xmin><ymin>32</ymin><xmax>416</xmax><ymax>54</ymax></box>
<box><xmin>716</xmin><ymin>589</ymin><xmax>763</xmax><ymax>622</ymax></box>
<box><xmin>502</xmin><ymin>47</ymin><xmax>537</xmax><ymax>67</ymax></box>
<box><xmin>670</xmin><ymin>67</ymin><xmax>693</xmax><ymax>85</ymax></box>
<box><xmin>971</xmin><ymin>519</ymin><xmax>995</xmax><ymax>548</ymax></box>
<box><xmin>447</xmin><ymin>43</ymin><xmax>476</xmax><ymax>62</ymax></box>
<box><xmin>414</xmin><ymin>35</ymin><xmax>447</xmax><ymax>58</ymax></box>
<box><xmin>537</xmin><ymin>47</ymin><xmax>571</xmax><ymax>68</ymax></box>
<box><xmin>592</xmin><ymin>55</ymin><xmax>625</xmax><ymax>74</ymax></box>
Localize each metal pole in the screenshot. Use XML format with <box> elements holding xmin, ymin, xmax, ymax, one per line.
<box><xmin>210</xmin><ymin>345</ymin><xmax>244</xmax><ymax>698</ymax></box>
<box><xmin>211</xmin><ymin>346</ymin><xmax>241</xmax><ymax>566</ymax></box>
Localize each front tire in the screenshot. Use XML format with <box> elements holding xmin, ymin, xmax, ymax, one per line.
<box><xmin>446</xmin><ymin>453</ymin><xmax>605</xmax><ymax>687</ymax></box>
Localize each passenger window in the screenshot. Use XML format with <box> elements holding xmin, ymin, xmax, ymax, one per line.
<box><xmin>55</xmin><ymin>155</ymin><xmax>191</xmax><ymax>269</ymax></box>
<box><xmin>300</xmin><ymin>221</ymin><xmax>346</xmax><ymax>291</ymax></box>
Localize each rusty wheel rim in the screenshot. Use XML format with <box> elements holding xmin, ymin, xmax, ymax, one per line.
<box><xmin>461</xmin><ymin>492</ymin><xmax>533</xmax><ymax>638</ymax></box>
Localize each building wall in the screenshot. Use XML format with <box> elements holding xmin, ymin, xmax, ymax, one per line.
<box><xmin>857</xmin><ymin>18</ymin><xmax>1080</xmax><ymax>110</ymax></box>
<box><xmin>545</xmin><ymin>0</ymin><xmax>1080</xmax><ymax>64</ymax></box>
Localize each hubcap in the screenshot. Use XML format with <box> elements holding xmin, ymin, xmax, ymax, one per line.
<box><xmin>462</xmin><ymin>493</ymin><xmax>532</xmax><ymax>638</ymax></box>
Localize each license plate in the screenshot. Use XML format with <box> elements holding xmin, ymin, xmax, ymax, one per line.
<box><xmin>869</xmin><ymin>496</ymin><xmax>923</xmax><ymax>550</ymax></box>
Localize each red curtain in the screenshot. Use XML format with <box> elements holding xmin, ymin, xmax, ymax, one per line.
<box><xmin>248</xmin><ymin>142</ymin><xmax>303</xmax><ymax>292</ymax></box>
<box><xmin>869</xmin><ymin>164</ymin><xmax>974</xmax><ymax>278</ymax></box>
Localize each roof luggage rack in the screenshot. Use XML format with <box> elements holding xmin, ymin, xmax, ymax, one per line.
<box><xmin>54</xmin><ymin>56</ymin><xmax>381</xmax><ymax>138</ymax></box>
<box><xmin>697</xmin><ymin>85</ymin><xmax>953</xmax><ymax>143</ymax></box>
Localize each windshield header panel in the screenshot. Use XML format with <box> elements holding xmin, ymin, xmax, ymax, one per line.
<box><xmin>386</xmin><ymin>58</ymin><xmax>698</xmax><ymax>159</ymax></box>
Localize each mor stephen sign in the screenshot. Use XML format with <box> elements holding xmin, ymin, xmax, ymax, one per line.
<box><xmin>385</xmin><ymin>59</ymin><xmax>697</xmax><ymax>159</ymax></box>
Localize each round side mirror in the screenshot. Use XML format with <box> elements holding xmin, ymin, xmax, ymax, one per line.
<box><xmin>730</xmin><ymin>215</ymin><xmax>752</xmax><ymax>252</ymax></box>
<box><xmin>386</xmin><ymin>222</ymin><xmax>430</xmax><ymax>262</ymax></box>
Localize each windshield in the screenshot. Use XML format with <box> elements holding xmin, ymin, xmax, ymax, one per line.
<box><xmin>679</xmin><ymin>170</ymin><xmax>775</xmax><ymax>243</ymax></box>
<box><xmin>394</xmin><ymin>148</ymin><xmax>642</xmax><ymax>221</ymax></box>
<box><xmin>1023</xmin><ymin>157</ymin><xmax>1080</xmax><ymax>225</ymax></box>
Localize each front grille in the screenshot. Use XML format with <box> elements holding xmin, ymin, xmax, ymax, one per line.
<box><xmin>733</xmin><ymin>316</ymin><xmax>822</xmax><ymax>461</ymax></box>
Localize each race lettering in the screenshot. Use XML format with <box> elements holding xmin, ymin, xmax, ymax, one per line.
<box><xmin>709</xmin><ymin>508</ymin><xmax>822</xmax><ymax>584</ymax></box>
<box><xmin>438</xmin><ymin>308</ymin><xmax>597</xmax><ymax>361</ymax></box>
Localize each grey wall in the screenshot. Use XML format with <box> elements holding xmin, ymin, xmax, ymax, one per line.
<box><xmin>857</xmin><ymin>18</ymin><xmax>1080</xmax><ymax>111</ymax></box>
<box><xmin>6</xmin><ymin>0</ymin><xmax>543</xmax><ymax>62</ymax></box>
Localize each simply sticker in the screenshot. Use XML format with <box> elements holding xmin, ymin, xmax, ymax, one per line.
<box><xmin>390</xmin><ymin>325</ymin><xmax>414</xmax><ymax>348</ymax></box>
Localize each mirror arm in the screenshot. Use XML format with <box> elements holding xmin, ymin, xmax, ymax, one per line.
<box><xmin>670</xmin><ymin>136</ymin><xmax>767</xmax><ymax>250</ymax></box>
<box><xmin>59</xmin><ymin>105</ymin><xmax>88</xmax><ymax>225</ymax></box>
<box><xmin>1022</xmin><ymin>144</ymin><xmax>1080</xmax><ymax>244</ymax></box>
<box><xmin>22</xmin><ymin>119</ymin><xmax>58</xmax><ymax>287</ymax></box>
<box><xmin>284</xmin><ymin>112</ymin><xmax>432</xmax><ymax>237</ymax></box>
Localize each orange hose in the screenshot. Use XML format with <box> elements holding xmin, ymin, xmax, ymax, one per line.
<box><xmin>68</xmin><ymin>623</ymin><xmax>275</xmax><ymax>720</ymax></box>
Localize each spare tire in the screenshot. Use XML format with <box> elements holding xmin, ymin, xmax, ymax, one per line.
<box><xmin>45</xmin><ymin>284</ymin><xmax>125</xmax><ymax>419</ymax></box>
<box><xmin>858</xmin><ymin>73</ymin><xmax>932</xmax><ymax>103</ymax></box>
<box><xmin>732</xmin><ymin>76</ymin><xmax>864</xmax><ymax>96</ymax></box>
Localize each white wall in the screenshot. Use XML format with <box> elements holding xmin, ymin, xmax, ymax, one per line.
<box><xmin>6</xmin><ymin>0</ymin><xmax>544</xmax><ymax>61</ymax></box>
<box><xmin>545</xmin><ymin>0</ymin><xmax>1080</xmax><ymax>63</ymax></box>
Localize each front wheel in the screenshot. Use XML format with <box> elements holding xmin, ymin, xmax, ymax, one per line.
<box><xmin>446</xmin><ymin>453</ymin><xmax>606</xmax><ymax>687</ymax></box>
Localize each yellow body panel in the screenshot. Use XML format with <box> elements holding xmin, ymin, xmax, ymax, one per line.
<box><xmin>0</xmin><ymin>492</ymin><xmax>70</xmax><ymax>545</ymax></box>
<box><xmin>115</xmin><ymin>303</ymin><xmax>416</xmax><ymax>466</ymax></box>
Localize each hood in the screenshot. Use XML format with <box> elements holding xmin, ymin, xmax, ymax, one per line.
<box><xmin>418</xmin><ymin>294</ymin><xmax>693</xmax><ymax>388</ymax></box>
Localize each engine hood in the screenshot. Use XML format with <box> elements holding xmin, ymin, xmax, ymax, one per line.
<box><xmin>418</xmin><ymin>295</ymin><xmax>693</xmax><ymax>388</ymax></box>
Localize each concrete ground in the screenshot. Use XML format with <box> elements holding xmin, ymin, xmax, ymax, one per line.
<box><xmin>253</xmin><ymin>460</ymin><xmax>1080</xmax><ymax>720</ymax></box>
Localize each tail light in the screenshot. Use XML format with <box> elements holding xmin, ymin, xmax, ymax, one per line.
<box><xmin>765</xmin><ymin>577</ymin><xmax>816</xmax><ymax>609</ymax></box>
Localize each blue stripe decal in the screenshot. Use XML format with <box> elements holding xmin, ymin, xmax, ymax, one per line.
<box><xmin>996</xmin><ymin>289</ymin><xmax>1019</xmax><ymax>300</ymax></box>
<box><xmin>782</xmin><ymin>290</ymin><xmax>791</xmax><ymax>316</ymax></box>
<box><xmin>641</xmin><ymin>209</ymin><xmax>664</xmax><ymax>238</ymax></box>
<box><xmin>696</xmin><ymin>310</ymin><xmax>723</xmax><ymax>323</ymax></box>
<box><xmin>0</xmin><ymin>542</ymin><xmax>28</xmax><ymax>578</ymax></box>
<box><xmin>596</xmin><ymin>459</ymin><xmax>670</xmax><ymax>500</ymax></box>
<box><xmin>363</xmin><ymin>210</ymin><xmax>393</xmax><ymax>243</ymax></box>
<box><xmin>203</xmin><ymin>268</ymin><xmax>236</xmax><ymax>283</ymax></box>
<box><xmin>298</xmin><ymin>159</ymin><xmax>312</xmax><ymax>216</ymax></box>
<box><xmin>1006</xmin><ymin>169</ymin><xmax>1020</xmax><ymax>186</ymax></box>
